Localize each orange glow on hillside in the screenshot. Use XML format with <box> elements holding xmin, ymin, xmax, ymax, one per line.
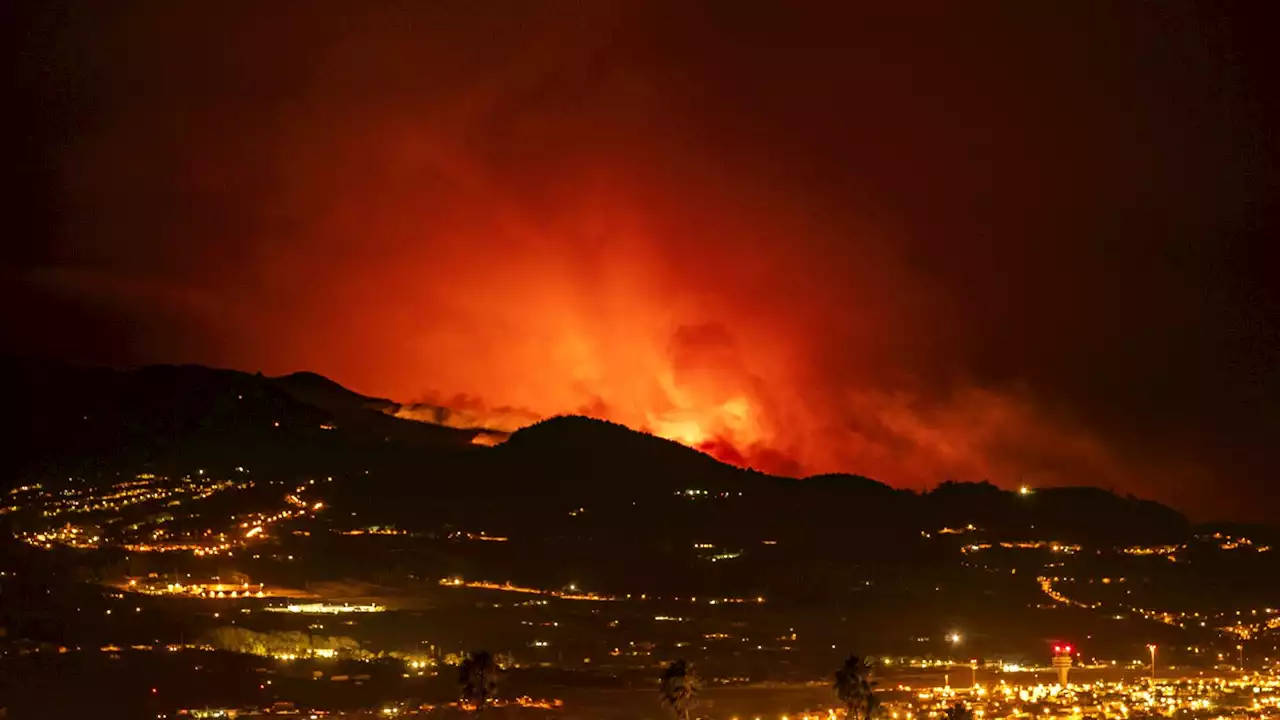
<box><xmin>41</xmin><ymin>2</ymin><xmax>1151</xmax><ymax>496</ymax></box>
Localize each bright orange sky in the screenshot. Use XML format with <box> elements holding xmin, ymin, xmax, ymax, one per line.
<box><xmin>9</xmin><ymin>1</ymin><xmax>1279</xmax><ymax>520</ymax></box>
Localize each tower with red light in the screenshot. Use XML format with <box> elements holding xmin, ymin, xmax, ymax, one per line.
<box><xmin>1052</xmin><ymin>644</ymin><xmax>1074</xmax><ymax>686</ymax></box>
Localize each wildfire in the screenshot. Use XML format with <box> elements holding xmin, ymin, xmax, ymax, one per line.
<box><xmin>649</xmin><ymin>417</ymin><xmax>710</xmax><ymax>447</ymax></box>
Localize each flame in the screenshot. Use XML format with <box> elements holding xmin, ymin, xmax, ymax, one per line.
<box><xmin>649</xmin><ymin>417</ymin><xmax>709</xmax><ymax>447</ymax></box>
<box><xmin>469</xmin><ymin>431</ymin><xmax>507</xmax><ymax>447</ymax></box>
<box><xmin>645</xmin><ymin>395</ymin><xmax>765</xmax><ymax>460</ymax></box>
<box><xmin>22</xmin><ymin>1</ymin><xmax>1248</xmax><ymax>515</ymax></box>
<box><xmin>39</xmin><ymin>4</ymin><xmax>1146</xmax><ymax>500</ymax></box>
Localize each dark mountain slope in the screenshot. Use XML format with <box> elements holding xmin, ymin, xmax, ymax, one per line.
<box><xmin>0</xmin><ymin>358</ymin><xmax>477</xmax><ymax>485</ymax></box>
<box><xmin>494</xmin><ymin>415</ymin><xmax>774</xmax><ymax>494</ymax></box>
<box><xmin>271</xmin><ymin>370</ymin><xmax>398</xmax><ymax>414</ymax></box>
<box><xmin>0</xmin><ymin>358</ymin><xmax>1201</xmax><ymax>549</ymax></box>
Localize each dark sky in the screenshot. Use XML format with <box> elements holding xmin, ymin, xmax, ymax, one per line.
<box><xmin>7</xmin><ymin>1</ymin><xmax>1278</xmax><ymax>520</ymax></box>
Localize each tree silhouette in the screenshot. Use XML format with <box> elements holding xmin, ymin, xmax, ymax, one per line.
<box><xmin>943</xmin><ymin>703</ymin><xmax>974</xmax><ymax>720</ymax></box>
<box><xmin>866</xmin><ymin>692</ymin><xmax>882</xmax><ymax>720</ymax></box>
<box><xmin>459</xmin><ymin>650</ymin><xmax>502</xmax><ymax>713</ymax></box>
<box><xmin>834</xmin><ymin>655</ymin><xmax>877</xmax><ymax>720</ymax></box>
<box><xmin>659</xmin><ymin>658</ymin><xmax>701</xmax><ymax>720</ymax></box>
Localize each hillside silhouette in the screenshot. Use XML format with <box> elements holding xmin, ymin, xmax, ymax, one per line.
<box><xmin>0</xmin><ymin>358</ymin><xmax>1222</xmax><ymax>549</ymax></box>
<box><xmin>5</xmin><ymin>359</ymin><xmax>1279</xmax><ymax>661</ymax></box>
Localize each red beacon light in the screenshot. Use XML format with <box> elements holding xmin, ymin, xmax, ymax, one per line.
<box><xmin>1051</xmin><ymin>645</ymin><xmax>1075</xmax><ymax>685</ymax></box>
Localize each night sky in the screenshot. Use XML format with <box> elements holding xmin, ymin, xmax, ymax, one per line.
<box><xmin>7</xmin><ymin>1</ymin><xmax>1278</xmax><ymax>520</ymax></box>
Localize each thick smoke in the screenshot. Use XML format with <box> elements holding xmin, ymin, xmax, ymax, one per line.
<box><xmin>401</xmin><ymin>315</ymin><xmax>1123</xmax><ymax>492</ymax></box>
<box><xmin>12</xmin><ymin>1</ymin><xmax>1275</xmax><ymax>519</ymax></box>
<box><xmin>394</xmin><ymin>394</ymin><xmax>541</xmax><ymax>434</ymax></box>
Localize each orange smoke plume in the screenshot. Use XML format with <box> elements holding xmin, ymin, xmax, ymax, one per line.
<box><xmin>32</xmin><ymin>1</ymin><xmax>1214</xmax><ymax>512</ymax></box>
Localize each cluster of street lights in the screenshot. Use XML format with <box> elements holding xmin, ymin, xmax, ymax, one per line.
<box><xmin>945</xmin><ymin>632</ymin><xmax>1174</xmax><ymax>686</ymax></box>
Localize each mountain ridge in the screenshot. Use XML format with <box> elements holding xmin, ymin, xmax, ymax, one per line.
<box><xmin>0</xmin><ymin>357</ymin><xmax>1257</xmax><ymax>538</ymax></box>
<box><xmin>4</xmin><ymin>358</ymin><xmax>1279</xmax><ymax>670</ymax></box>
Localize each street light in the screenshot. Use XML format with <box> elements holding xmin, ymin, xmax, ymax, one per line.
<box><xmin>1238</xmin><ymin>643</ymin><xmax>1244</xmax><ymax>670</ymax></box>
<box><xmin>940</xmin><ymin>632</ymin><xmax>963</xmax><ymax>688</ymax></box>
<box><xmin>1147</xmin><ymin>644</ymin><xmax>1157</xmax><ymax>680</ymax></box>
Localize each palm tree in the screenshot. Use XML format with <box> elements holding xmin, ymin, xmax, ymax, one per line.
<box><xmin>459</xmin><ymin>650</ymin><xmax>502</xmax><ymax>713</ymax></box>
<box><xmin>943</xmin><ymin>703</ymin><xmax>974</xmax><ymax>720</ymax></box>
<box><xmin>659</xmin><ymin>658</ymin><xmax>701</xmax><ymax>720</ymax></box>
<box><xmin>834</xmin><ymin>655</ymin><xmax>877</xmax><ymax>720</ymax></box>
